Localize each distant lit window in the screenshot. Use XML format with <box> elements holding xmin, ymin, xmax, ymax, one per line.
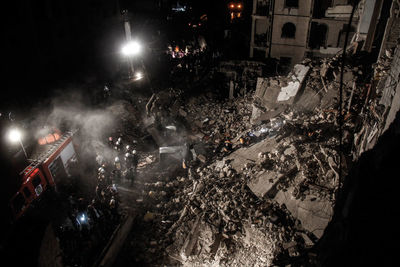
<box><xmin>281</xmin><ymin>23</ymin><xmax>296</xmax><ymax>38</ymax></box>
<box><xmin>285</xmin><ymin>0</ymin><xmax>299</xmax><ymax>8</ymax></box>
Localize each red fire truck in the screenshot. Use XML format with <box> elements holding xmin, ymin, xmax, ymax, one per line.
<box><xmin>10</xmin><ymin>129</ymin><xmax>78</xmax><ymax>220</ymax></box>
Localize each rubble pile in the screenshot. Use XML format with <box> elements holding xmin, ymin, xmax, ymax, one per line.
<box><xmin>300</xmin><ymin>54</ymin><xmax>371</xmax><ymax>114</ymax></box>
<box><xmin>181</xmin><ymin>94</ymin><xmax>253</xmax><ymax>152</ymax></box>
<box><xmin>158</xmin><ymin>53</ymin><xmax>376</xmax><ymax>265</ymax></box>
<box><xmin>351</xmin><ymin>45</ymin><xmax>400</xmax><ymax>158</ymax></box>
<box><xmin>116</xmin><ymin>49</ymin><xmax>388</xmax><ymax>266</ymax></box>
<box><xmin>218</xmin><ymin>61</ymin><xmax>264</xmax><ymax>91</ymax></box>
<box><xmin>165</xmin><ymin>159</ymin><xmax>300</xmax><ymax>266</ymax></box>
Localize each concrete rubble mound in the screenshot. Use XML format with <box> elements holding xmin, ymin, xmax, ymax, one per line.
<box><xmin>118</xmin><ymin>48</ymin><xmax>390</xmax><ymax>266</ymax></box>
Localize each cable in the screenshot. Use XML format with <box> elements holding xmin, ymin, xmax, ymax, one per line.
<box><xmin>337</xmin><ymin>0</ymin><xmax>360</xmax><ymax>203</ymax></box>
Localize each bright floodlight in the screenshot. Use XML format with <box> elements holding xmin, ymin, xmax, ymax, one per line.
<box><xmin>122</xmin><ymin>41</ymin><xmax>141</xmax><ymax>56</ymax></box>
<box><xmin>134</xmin><ymin>71</ymin><xmax>143</xmax><ymax>80</ymax></box>
<box><xmin>8</xmin><ymin>129</ymin><xmax>21</xmax><ymax>143</ymax></box>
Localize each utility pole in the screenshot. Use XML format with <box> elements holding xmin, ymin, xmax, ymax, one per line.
<box><xmin>122</xmin><ymin>10</ymin><xmax>134</xmax><ymax>78</ymax></box>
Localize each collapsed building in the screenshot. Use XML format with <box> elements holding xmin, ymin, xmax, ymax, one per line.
<box><xmin>112</xmin><ymin>1</ymin><xmax>400</xmax><ymax>265</ymax></box>
<box><xmin>5</xmin><ymin>1</ymin><xmax>397</xmax><ymax>266</ymax></box>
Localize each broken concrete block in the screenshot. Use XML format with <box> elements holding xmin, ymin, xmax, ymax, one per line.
<box><xmin>144</xmin><ymin>212</ymin><xmax>155</xmax><ymax>222</ymax></box>
<box><xmin>274</xmin><ymin>186</ymin><xmax>333</xmax><ymax>239</ymax></box>
<box><xmin>179</xmin><ymin>108</ymin><xmax>187</xmax><ymax>117</ymax></box>
<box><xmin>320</xmin><ymin>63</ymin><xmax>328</xmax><ymax>77</ymax></box>
<box><xmin>198</xmin><ymin>154</ymin><xmax>206</xmax><ymax>163</ymax></box>
<box><xmin>277</xmin><ymin>64</ymin><xmax>310</xmax><ymax>103</ymax></box>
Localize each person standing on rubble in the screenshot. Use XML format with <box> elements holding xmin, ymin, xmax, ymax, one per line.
<box><xmin>112</xmin><ymin>156</ymin><xmax>122</xmax><ymax>182</ymax></box>
<box><xmin>223</xmin><ymin>139</ymin><xmax>233</xmax><ymax>153</ymax></box>
<box><xmin>124</xmin><ymin>148</ymin><xmax>138</xmax><ymax>185</ymax></box>
<box><xmin>131</xmin><ymin>150</ymin><xmax>139</xmax><ymax>184</ymax></box>
<box><xmin>115</xmin><ymin>137</ymin><xmax>123</xmax><ymax>152</ymax></box>
<box><xmin>108</xmin><ymin>136</ymin><xmax>114</xmax><ymax>148</ymax></box>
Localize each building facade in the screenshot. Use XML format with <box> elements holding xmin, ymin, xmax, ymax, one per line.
<box><xmin>250</xmin><ymin>0</ymin><xmax>362</xmax><ymax>70</ymax></box>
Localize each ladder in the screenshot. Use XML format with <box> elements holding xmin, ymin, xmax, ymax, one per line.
<box><xmin>20</xmin><ymin>129</ymin><xmax>78</xmax><ymax>177</ymax></box>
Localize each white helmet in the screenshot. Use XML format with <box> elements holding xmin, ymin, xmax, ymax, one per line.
<box><xmin>98</xmin><ymin>167</ymin><xmax>105</xmax><ymax>174</ymax></box>
<box><xmin>126</xmin><ymin>145</ymin><xmax>130</xmax><ymax>151</ymax></box>
<box><xmin>125</xmin><ymin>153</ymin><xmax>130</xmax><ymax>158</ymax></box>
<box><xmin>114</xmin><ymin>157</ymin><xmax>120</xmax><ymax>162</ymax></box>
<box><xmin>132</xmin><ymin>150</ymin><xmax>137</xmax><ymax>154</ymax></box>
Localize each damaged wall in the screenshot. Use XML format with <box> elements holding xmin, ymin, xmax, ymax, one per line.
<box><xmin>353</xmin><ymin>33</ymin><xmax>400</xmax><ymax>156</ymax></box>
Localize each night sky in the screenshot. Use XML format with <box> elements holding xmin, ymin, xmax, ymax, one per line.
<box><xmin>1</xmin><ymin>0</ymin><xmax>252</xmax><ymax>223</ymax></box>
<box><xmin>2</xmin><ymin>0</ymin><xmax>252</xmax><ymax>112</ymax></box>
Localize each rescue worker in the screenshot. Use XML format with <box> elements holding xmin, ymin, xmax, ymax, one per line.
<box><xmin>95</xmin><ymin>185</ymin><xmax>102</xmax><ymax>201</ymax></box>
<box><xmin>124</xmin><ymin>166</ymin><xmax>135</xmax><ymax>186</ymax></box>
<box><xmin>103</xmin><ymin>84</ymin><xmax>111</xmax><ymax>102</ymax></box>
<box><xmin>115</xmin><ymin>137</ymin><xmax>123</xmax><ymax>152</ymax></box>
<box><xmin>109</xmin><ymin>196</ymin><xmax>119</xmax><ymax>223</ymax></box>
<box><xmin>87</xmin><ymin>199</ymin><xmax>101</xmax><ymax>225</ymax></box>
<box><xmin>126</xmin><ymin>150</ymin><xmax>138</xmax><ymax>185</ymax></box>
<box><xmin>98</xmin><ymin>165</ymin><xmax>106</xmax><ymax>176</ymax></box>
<box><xmin>131</xmin><ymin>150</ymin><xmax>139</xmax><ymax>172</ymax></box>
<box><xmin>126</xmin><ymin>150</ymin><xmax>138</xmax><ymax>179</ymax></box>
<box><xmin>96</xmin><ymin>153</ymin><xmax>105</xmax><ymax>166</ymax></box>
<box><xmin>108</xmin><ymin>136</ymin><xmax>114</xmax><ymax>148</ymax></box>
<box><xmin>239</xmin><ymin>135</ymin><xmax>250</xmax><ymax>147</ymax></box>
<box><xmin>112</xmin><ymin>156</ymin><xmax>122</xmax><ymax>181</ymax></box>
<box><xmin>223</xmin><ymin>139</ymin><xmax>233</xmax><ymax>153</ymax></box>
<box><xmin>132</xmin><ymin>139</ymin><xmax>138</xmax><ymax>149</ymax></box>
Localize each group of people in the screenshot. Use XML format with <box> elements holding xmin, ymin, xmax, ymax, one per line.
<box><xmin>106</xmin><ymin>136</ymin><xmax>139</xmax><ymax>186</ymax></box>
<box><xmin>57</xmin><ymin>178</ymin><xmax>121</xmax><ymax>267</ymax></box>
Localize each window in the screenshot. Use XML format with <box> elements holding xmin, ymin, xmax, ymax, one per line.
<box><xmin>309</xmin><ymin>22</ymin><xmax>328</xmax><ymax>49</ymax></box>
<box><xmin>23</xmin><ymin>187</ymin><xmax>32</xmax><ymax>198</ymax></box>
<box><xmin>285</xmin><ymin>0</ymin><xmax>299</xmax><ymax>8</ymax></box>
<box><xmin>32</xmin><ymin>176</ymin><xmax>41</xmax><ymax>187</ymax></box>
<box><xmin>281</xmin><ymin>23</ymin><xmax>296</xmax><ymax>38</ymax></box>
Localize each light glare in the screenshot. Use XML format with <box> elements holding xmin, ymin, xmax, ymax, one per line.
<box><xmin>9</xmin><ymin>129</ymin><xmax>21</xmax><ymax>143</ymax></box>
<box><xmin>135</xmin><ymin>71</ymin><xmax>143</xmax><ymax>80</ymax></box>
<box><xmin>122</xmin><ymin>41</ymin><xmax>141</xmax><ymax>56</ymax></box>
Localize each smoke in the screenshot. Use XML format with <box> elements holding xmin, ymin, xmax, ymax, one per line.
<box><xmin>29</xmin><ymin>85</ymin><xmax>121</xmax><ymax>166</ymax></box>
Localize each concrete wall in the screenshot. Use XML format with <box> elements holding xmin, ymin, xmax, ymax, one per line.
<box><xmin>312</xmin><ymin>18</ymin><xmax>356</xmax><ymax>47</ymax></box>
<box><xmin>256</xmin><ymin>18</ymin><xmax>269</xmax><ymax>34</ymax></box>
<box><xmin>270</xmin><ymin>44</ymin><xmax>306</xmax><ymax>63</ymax></box>
<box><xmin>381</xmin><ymin>45</ymin><xmax>400</xmax><ymax>132</ymax></box>
<box><xmin>272</xmin><ymin>15</ymin><xmax>310</xmax><ymax>46</ymax></box>
<box><xmin>270</xmin><ymin>14</ymin><xmax>310</xmax><ymax>62</ymax></box>
<box><xmin>274</xmin><ymin>0</ymin><xmax>312</xmax><ymax>17</ymax></box>
<box><xmin>355</xmin><ymin>43</ymin><xmax>400</xmax><ymax>156</ymax></box>
<box><xmin>333</xmin><ymin>0</ymin><xmax>350</xmax><ymax>5</ymax></box>
<box><xmin>270</xmin><ymin>0</ymin><xmax>312</xmax><ymax>62</ymax></box>
<box><xmin>259</xmin><ymin>0</ymin><xmax>358</xmax><ymax>62</ymax></box>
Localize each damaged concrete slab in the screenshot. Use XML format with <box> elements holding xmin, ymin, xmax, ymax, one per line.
<box><xmin>274</xmin><ymin>186</ymin><xmax>333</xmax><ymax>239</ymax></box>
<box><xmin>277</xmin><ymin>64</ymin><xmax>310</xmax><ymax>103</ymax></box>
<box><xmin>226</xmin><ymin>138</ymin><xmax>277</xmax><ymax>171</ymax></box>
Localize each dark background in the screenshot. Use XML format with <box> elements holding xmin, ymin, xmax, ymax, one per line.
<box><xmin>2</xmin><ymin>0</ymin><xmax>252</xmax><ymax>111</ymax></box>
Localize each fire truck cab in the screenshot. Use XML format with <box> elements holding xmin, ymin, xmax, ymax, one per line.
<box><xmin>10</xmin><ymin>130</ymin><xmax>78</xmax><ymax>220</ymax></box>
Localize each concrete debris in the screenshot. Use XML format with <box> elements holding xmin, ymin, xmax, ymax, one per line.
<box><xmin>277</xmin><ymin>64</ymin><xmax>310</xmax><ymax>102</ymax></box>
<box><xmin>158</xmin><ymin>53</ymin><xmax>374</xmax><ymax>265</ymax></box>
<box><xmin>117</xmin><ymin>47</ymin><xmax>391</xmax><ymax>266</ymax></box>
